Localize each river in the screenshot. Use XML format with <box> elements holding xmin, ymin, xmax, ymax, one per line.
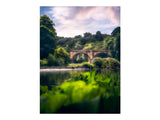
<box><xmin>40</xmin><ymin>68</ymin><xmax>89</xmax><ymax>90</ymax></box>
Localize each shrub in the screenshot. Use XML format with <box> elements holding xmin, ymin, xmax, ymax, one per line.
<box><xmin>40</xmin><ymin>58</ymin><xmax>48</xmax><ymax>66</ymax></box>
<box><xmin>92</xmin><ymin>57</ymin><xmax>120</xmax><ymax>70</ymax></box>
<box><xmin>47</xmin><ymin>54</ymin><xmax>65</xmax><ymax>66</ymax></box>
<box><xmin>82</xmin><ymin>62</ymin><xmax>94</xmax><ymax>69</ymax></box>
<box><xmin>57</xmin><ymin>57</ymin><xmax>65</xmax><ymax>66</ymax></box>
<box><xmin>47</xmin><ymin>54</ymin><xmax>57</xmax><ymax>66</ymax></box>
<box><xmin>40</xmin><ymin>85</ymin><xmax>48</xmax><ymax>95</ymax></box>
<box><xmin>92</xmin><ymin>57</ymin><xmax>103</xmax><ymax>68</ymax></box>
<box><xmin>103</xmin><ymin>58</ymin><xmax>120</xmax><ymax>70</ymax></box>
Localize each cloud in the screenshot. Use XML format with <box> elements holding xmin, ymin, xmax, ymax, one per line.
<box><xmin>48</xmin><ymin>6</ymin><xmax>120</xmax><ymax>37</ymax></box>
<box><xmin>106</xmin><ymin>7</ymin><xmax>120</xmax><ymax>25</ymax></box>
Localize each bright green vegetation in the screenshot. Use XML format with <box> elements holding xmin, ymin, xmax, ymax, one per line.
<box><xmin>68</xmin><ymin>63</ymin><xmax>84</xmax><ymax>67</ymax></box>
<box><xmin>68</xmin><ymin>62</ymin><xmax>94</xmax><ymax>68</ymax></box>
<box><xmin>40</xmin><ymin>70</ymin><xmax>120</xmax><ymax>113</ymax></box>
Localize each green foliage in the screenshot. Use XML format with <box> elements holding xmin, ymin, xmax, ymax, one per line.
<box><xmin>81</xmin><ymin>62</ymin><xmax>94</xmax><ymax>69</ymax></box>
<box><xmin>74</xmin><ymin>35</ymin><xmax>82</xmax><ymax>38</ymax></box>
<box><xmin>55</xmin><ymin>27</ymin><xmax>120</xmax><ymax>63</ymax></box>
<box><xmin>40</xmin><ymin>15</ymin><xmax>56</xmax><ymax>34</ymax></box>
<box><xmin>92</xmin><ymin>57</ymin><xmax>103</xmax><ymax>68</ymax></box>
<box><xmin>54</xmin><ymin>47</ymin><xmax>70</xmax><ymax>65</ymax></box>
<box><xmin>40</xmin><ymin>85</ymin><xmax>48</xmax><ymax>95</ymax></box>
<box><xmin>46</xmin><ymin>53</ymin><xmax>65</xmax><ymax>66</ymax></box>
<box><xmin>40</xmin><ymin>58</ymin><xmax>48</xmax><ymax>66</ymax></box>
<box><xmin>72</xmin><ymin>53</ymin><xmax>88</xmax><ymax>63</ymax></box>
<box><xmin>111</xmin><ymin>27</ymin><xmax>120</xmax><ymax>37</ymax></box>
<box><xmin>57</xmin><ymin>37</ymin><xmax>76</xmax><ymax>49</ymax></box>
<box><xmin>40</xmin><ymin>93</ymin><xmax>67</xmax><ymax>113</ymax></box>
<box><xmin>103</xmin><ymin>58</ymin><xmax>120</xmax><ymax>70</ymax></box>
<box><xmin>68</xmin><ymin>63</ymin><xmax>83</xmax><ymax>67</ymax></box>
<box><xmin>40</xmin><ymin>70</ymin><xmax>120</xmax><ymax>113</ymax></box>
<box><xmin>83</xmin><ymin>32</ymin><xmax>92</xmax><ymax>38</ymax></box>
<box><xmin>47</xmin><ymin>54</ymin><xmax>56</xmax><ymax>66</ymax></box>
<box><xmin>95</xmin><ymin>31</ymin><xmax>103</xmax><ymax>41</ymax></box>
<box><xmin>40</xmin><ymin>15</ymin><xmax>57</xmax><ymax>59</ymax></box>
<box><xmin>92</xmin><ymin>57</ymin><xmax>120</xmax><ymax>70</ymax></box>
<box><xmin>68</xmin><ymin>62</ymin><xmax>94</xmax><ymax>68</ymax></box>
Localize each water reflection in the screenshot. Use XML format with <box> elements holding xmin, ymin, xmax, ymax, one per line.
<box><xmin>40</xmin><ymin>70</ymin><xmax>88</xmax><ymax>90</ymax></box>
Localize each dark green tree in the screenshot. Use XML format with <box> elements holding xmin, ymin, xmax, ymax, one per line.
<box><xmin>111</xmin><ymin>27</ymin><xmax>120</xmax><ymax>37</ymax></box>
<box><xmin>83</xmin><ymin>32</ymin><xmax>92</xmax><ymax>38</ymax></box>
<box><xmin>40</xmin><ymin>15</ymin><xmax>57</xmax><ymax>59</ymax></box>
<box><xmin>95</xmin><ymin>31</ymin><xmax>103</xmax><ymax>41</ymax></box>
<box><xmin>75</xmin><ymin>35</ymin><xmax>82</xmax><ymax>38</ymax></box>
<box><xmin>40</xmin><ymin>15</ymin><xmax>56</xmax><ymax>35</ymax></box>
<box><xmin>114</xmin><ymin>35</ymin><xmax>120</xmax><ymax>61</ymax></box>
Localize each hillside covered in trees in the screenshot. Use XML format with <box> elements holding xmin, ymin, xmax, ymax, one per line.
<box><xmin>40</xmin><ymin>15</ymin><xmax>120</xmax><ymax>66</ymax></box>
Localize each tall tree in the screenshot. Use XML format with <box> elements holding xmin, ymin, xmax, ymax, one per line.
<box><xmin>95</xmin><ymin>31</ymin><xmax>103</xmax><ymax>41</ymax></box>
<box><xmin>40</xmin><ymin>15</ymin><xmax>56</xmax><ymax>35</ymax></box>
<box><xmin>111</xmin><ymin>27</ymin><xmax>120</xmax><ymax>37</ymax></box>
<box><xmin>83</xmin><ymin>32</ymin><xmax>92</xmax><ymax>38</ymax></box>
<box><xmin>74</xmin><ymin>35</ymin><xmax>82</xmax><ymax>38</ymax></box>
<box><xmin>111</xmin><ymin>27</ymin><xmax>120</xmax><ymax>61</ymax></box>
<box><xmin>40</xmin><ymin>15</ymin><xmax>57</xmax><ymax>59</ymax></box>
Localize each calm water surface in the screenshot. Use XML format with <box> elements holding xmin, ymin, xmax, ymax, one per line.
<box><xmin>40</xmin><ymin>69</ymin><xmax>89</xmax><ymax>90</ymax></box>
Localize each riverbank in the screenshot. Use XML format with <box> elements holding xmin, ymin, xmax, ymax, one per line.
<box><xmin>40</xmin><ymin>67</ymin><xmax>89</xmax><ymax>72</ymax></box>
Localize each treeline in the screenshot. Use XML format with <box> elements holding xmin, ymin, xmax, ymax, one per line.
<box><xmin>40</xmin><ymin>15</ymin><xmax>120</xmax><ymax>66</ymax></box>
<box><xmin>57</xmin><ymin>27</ymin><xmax>120</xmax><ymax>62</ymax></box>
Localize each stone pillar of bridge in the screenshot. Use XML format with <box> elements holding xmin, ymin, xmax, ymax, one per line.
<box><xmin>88</xmin><ymin>57</ymin><xmax>91</xmax><ymax>63</ymax></box>
<box><xmin>70</xmin><ymin>52</ymin><xmax>74</xmax><ymax>63</ymax></box>
<box><xmin>87</xmin><ymin>50</ymin><xmax>94</xmax><ymax>63</ymax></box>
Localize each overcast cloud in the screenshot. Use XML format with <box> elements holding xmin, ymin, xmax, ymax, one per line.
<box><xmin>40</xmin><ymin>6</ymin><xmax>120</xmax><ymax>37</ymax></box>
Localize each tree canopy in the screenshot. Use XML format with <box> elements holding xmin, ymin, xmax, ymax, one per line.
<box><xmin>95</xmin><ymin>31</ymin><xmax>103</xmax><ymax>41</ymax></box>
<box><xmin>40</xmin><ymin>15</ymin><xmax>57</xmax><ymax>59</ymax></box>
<box><xmin>111</xmin><ymin>27</ymin><xmax>120</xmax><ymax>37</ymax></box>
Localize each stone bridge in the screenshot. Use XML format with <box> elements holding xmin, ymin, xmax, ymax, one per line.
<box><xmin>70</xmin><ymin>50</ymin><xmax>109</xmax><ymax>63</ymax></box>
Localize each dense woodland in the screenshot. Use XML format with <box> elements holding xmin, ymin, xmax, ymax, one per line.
<box><xmin>40</xmin><ymin>15</ymin><xmax>120</xmax><ymax>66</ymax></box>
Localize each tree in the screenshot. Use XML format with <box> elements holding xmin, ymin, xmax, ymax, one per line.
<box><xmin>47</xmin><ymin>53</ymin><xmax>64</xmax><ymax>66</ymax></box>
<box><xmin>40</xmin><ymin>15</ymin><xmax>57</xmax><ymax>59</ymax></box>
<box><xmin>83</xmin><ymin>32</ymin><xmax>92</xmax><ymax>38</ymax></box>
<box><xmin>40</xmin><ymin>15</ymin><xmax>56</xmax><ymax>35</ymax></box>
<box><xmin>74</xmin><ymin>41</ymin><xmax>82</xmax><ymax>50</ymax></box>
<box><xmin>54</xmin><ymin>47</ymin><xmax>70</xmax><ymax>65</ymax></box>
<box><xmin>111</xmin><ymin>27</ymin><xmax>120</xmax><ymax>37</ymax></box>
<box><xmin>114</xmin><ymin>34</ymin><xmax>120</xmax><ymax>61</ymax></box>
<box><xmin>75</xmin><ymin>35</ymin><xmax>82</xmax><ymax>38</ymax></box>
<box><xmin>95</xmin><ymin>31</ymin><xmax>103</xmax><ymax>41</ymax></box>
<box><xmin>105</xmin><ymin>27</ymin><xmax>120</xmax><ymax>61</ymax></box>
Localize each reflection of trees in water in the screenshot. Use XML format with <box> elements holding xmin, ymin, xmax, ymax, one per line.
<box><xmin>40</xmin><ymin>71</ymin><xmax>86</xmax><ymax>87</ymax></box>
<box><xmin>40</xmin><ymin>72</ymin><xmax>70</xmax><ymax>86</ymax></box>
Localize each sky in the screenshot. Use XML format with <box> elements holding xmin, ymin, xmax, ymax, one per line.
<box><xmin>40</xmin><ymin>6</ymin><xmax>120</xmax><ymax>37</ymax></box>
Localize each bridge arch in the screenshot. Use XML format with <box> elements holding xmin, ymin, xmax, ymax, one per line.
<box><xmin>72</xmin><ymin>52</ymin><xmax>91</xmax><ymax>63</ymax></box>
<box><xmin>70</xmin><ymin>50</ymin><xmax>109</xmax><ymax>63</ymax></box>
